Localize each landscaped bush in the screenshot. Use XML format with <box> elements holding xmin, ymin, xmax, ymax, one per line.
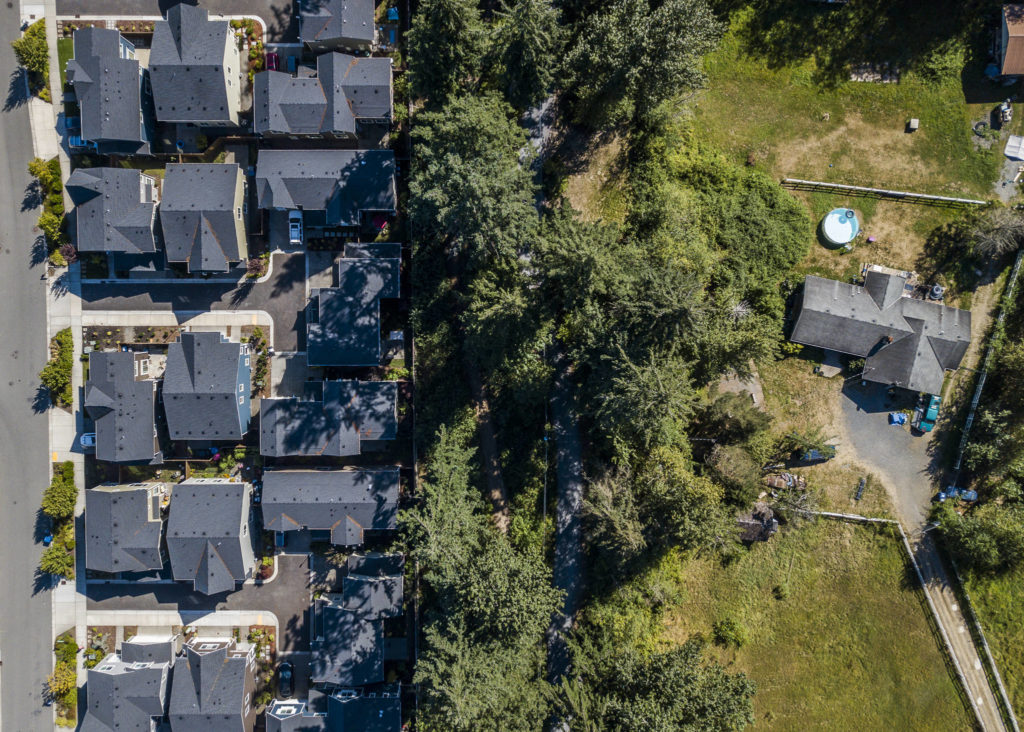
<box><xmin>11</xmin><ymin>20</ymin><xmax>50</xmax><ymax>95</ymax></box>
<box><xmin>42</xmin><ymin>461</ymin><xmax>76</xmax><ymax>519</ymax></box>
<box><xmin>39</xmin><ymin>328</ymin><xmax>74</xmax><ymax>406</ymax></box>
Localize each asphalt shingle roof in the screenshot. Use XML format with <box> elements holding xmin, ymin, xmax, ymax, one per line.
<box><xmin>791</xmin><ymin>272</ymin><xmax>971</xmax><ymax>394</ymax></box>
<box><xmin>84</xmin><ymin>351</ymin><xmax>159</xmax><ymax>463</ymax></box>
<box><xmin>120</xmin><ymin>637</ymin><xmax>178</xmax><ymax>666</ymax></box>
<box><xmin>169</xmin><ymin>641</ymin><xmax>252</xmax><ymax>730</ymax></box>
<box><xmin>164</xmin><ymin>332</ymin><xmax>249</xmax><ymax>441</ymax></box>
<box><xmin>81</xmin><ymin>654</ymin><xmax>170</xmax><ymax>732</ymax></box>
<box><xmin>261</xmin><ymin>469</ymin><xmax>399</xmax><ymax>545</ymax></box>
<box><xmin>66</xmin><ymin>28</ymin><xmax>145</xmax><ymax>150</ymax></box>
<box><xmin>160</xmin><ymin>164</ymin><xmax>245</xmax><ymax>272</ymax></box>
<box><xmin>166</xmin><ymin>480</ymin><xmax>254</xmax><ymax>595</ymax></box>
<box><xmin>85</xmin><ymin>484</ymin><xmax>164</xmax><ymax>574</ymax></box>
<box><xmin>327</xmin><ymin>690</ymin><xmax>401</xmax><ymax>732</ymax></box>
<box><xmin>312</xmin><ymin>599</ymin><xmax>382</xmax><ymax>687</ymax></box>
<box><xmin>300</xmin><ymin>0</ymin><xmax>376</xmax><ymax>47</ymax></box>
<box><xmin>255</xmin><ymin>149</ymin><xmax>396</xmax><ymax>226</ymax></box>
<box><xmin>67</xmin><ymin>167</ymin><xmax>156</xmax><ymax>254</ymax></box>
<box><xmin>150</xmin><ymin>4</ymin><xmax>236</xmax><ymax>124</ymax></box>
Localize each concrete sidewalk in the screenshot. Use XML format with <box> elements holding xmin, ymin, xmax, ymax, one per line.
<box><xmin>85</xmin><ymin>609</ymin><xmax>280</xmax><ymax>638</ymax></box>
<box><xmin>81</xmin><ymin>309</ymin><xmax>274</xmax><ymax>344</ymax></box>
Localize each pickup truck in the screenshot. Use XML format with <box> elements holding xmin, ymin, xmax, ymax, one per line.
<box><xmin>914</xmin><ymin>394</ymin><xmax>940</xmax><ymax>433</ymax></box>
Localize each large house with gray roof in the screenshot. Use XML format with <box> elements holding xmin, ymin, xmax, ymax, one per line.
<box><xmin>261</xmin><ymin>469</ymin><xmax>399</xmax><ymax>545</ymax></box>
<box><xmin>84</xmin><ymin>351</ymin><xmax>161</xmax><ymax>464</ymax></box>
<box><xmin>163</xmin><ymin>332</ymin><xmax>251</xmax><ymax>443</ymax></box>
<box><xmin>266</xmin><ymin>686</ymin><xmax>401</xmax><ymax>732</ymax></box>
<box><xmin>342</xmin><ymin>553</ymin><xmax>404</xmax><ymax>618</ymax></box>
<box><xmin>308</xmin><ymin>244</ymin><xmax>400</xmax><ymax>366</ymax></box>
<box><xmin>65</xmin><ymin>27</ymin><xmax>152</xmax><ymax>154</ymax></box>
<box><xmin>85</xmin><ymin>483</ymin><xmax>166</xmax><ymax>574</ymax></box>
<box><xmin>255</xmin><ymin>149</ymin><xmax>396</xmax><ymax>229</ymax></box>
<box><xmin>259</xmin><ymin>379</ymin><xmax>398</xmax><ymax>458</ymax></box>
<box><xmin>790</xmin><ymin>269</ymin><xmax>971</xmax><ymax>395</ymax></box>
<box><xmin>67</xmin><ymin>167</ymin><xmax>158</xmax><ymax>257</ymax></box>
<box><xmin>169</xmin><ymin>637</ymin><xmax>256</xmax><ymax>731</ymax></box>
<box><xmin>150</xmin><ymin>4</ymin><xmax>241</xmax><ymax>126</ymax></box>
<box><xmin>166</xmin><ymin>479</ymin><xmax>255</xmax><ymax>595</ymax></box>
<box><xmin>254</xmin><ymin>52</ymin><xmax>392</xmax><ymax>139</ymax></box>
<box><xmin>160</xmin><ymin>164</ymin><xmax>247</xmax><ymax>273</ymax></box>
<box><xmin>81</xmin><ymin>647</ymin><xmax>172</xmax><ymax>732</ymax></box>
<box><xmin>299</xmin><ymin>0</ymin><xmax>377</xmax><ymax>53</ymax></box>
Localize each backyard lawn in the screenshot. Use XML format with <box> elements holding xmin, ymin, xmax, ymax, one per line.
<box><xmin>663</xmin><ymin>520</ymin><xmax>973</xmax><ymax>731</ymax></box>
<box><xmin>57</xmin><ymin>37</ymin><xmax>73</xmax><ymax>87</ymax></box>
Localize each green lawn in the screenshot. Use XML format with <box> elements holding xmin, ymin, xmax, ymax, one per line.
<box><xmin>57</xmin><ymin>38</ymin><xmax>73</xmax><ymax>87</ymax></box>
<box><xmin>967</xmin><ymin>567</ymin><xmax>1024</xmax><ymax>718</ymax></box>
<box><xmin>663</xmin><ymin>520</ymin><xmax>973</xmax><ymax>730</ymax></box>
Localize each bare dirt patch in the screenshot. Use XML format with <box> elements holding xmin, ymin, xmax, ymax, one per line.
<box><xmin>563</xmin><ymin>132</ymin><xmax>628</xmax><ymax>223</ymax></box>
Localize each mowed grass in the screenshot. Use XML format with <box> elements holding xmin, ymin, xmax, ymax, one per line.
<box><xmin>966</xmin><ymin>567</ymin><xmax>1024</xmax><ymax>716</ymax></box>
<box><xmin>692</xmin><ymin>6</ymin><xmax>1005</xmax><ymax>197</ymax></box>
<box><xmin>57</xmin><ymin>38</ymin><xmax>73</xmax><ymax>87</ymax></box>
<box><xmin>663</xmin><ymin>520</ymin><xmax>972</xmax><ymax>730</ymax></box>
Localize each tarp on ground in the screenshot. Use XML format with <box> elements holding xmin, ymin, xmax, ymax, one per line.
<box><xmin>888</xmin><ymin>412</ymin><xmax>907</xmax><ymax>425</ymax></box>
<box><xmin>1006</xmin><ymin>135</ymin><xmax>1024</xmax><ymax>160</ymax></box>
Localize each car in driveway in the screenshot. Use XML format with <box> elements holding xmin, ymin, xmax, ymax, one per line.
<box><xmin>913</xmin><ymin>394</ymin><xmax>941</xmax><ymax>433</ymax></box>
<box><xmin>80</xmin><ymin>433</ymin><xmax>96</xmax><ymax>450</ymax></box>
<box><xmin>277</xmin><ymin>661</ymin><xmax>294</xmax><ymax>699</ymax></box>
<box><xmin>288</xmin><ymin>210</ymin><xmax>303</xmax><ymax>246</ymax></box>
<box><xmin>266</xmin><ymin>52</ymin><xmax>279</xmax><ymax>71</ymax></box>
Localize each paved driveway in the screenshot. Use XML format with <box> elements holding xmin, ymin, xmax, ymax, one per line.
<box><xmin>840</xmin><ymin>381</ymin><xmax>938</xmax><ymax>528</ymax></box>
<box><xmin>80</xmin><ymin>252</ymin><xmax>308</xmax><ymax>352</ymax></box>
<box><xmin>55</xmin><ymin>0</ymin><xmax>299</xmax><ymax>43</ymax></box>
<box><xmin>85</xmin><ymin>554</ymin><xmax>312</xmax><ymax>651</ymax></box>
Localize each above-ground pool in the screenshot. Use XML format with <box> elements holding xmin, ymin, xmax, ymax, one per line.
<box><xmin>822</xmin><ymin>208</ymin><xmax>860</xmax><ymax>245</ymax></box>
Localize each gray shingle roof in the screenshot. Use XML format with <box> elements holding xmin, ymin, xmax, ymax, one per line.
<box><xmin>267</xmin><ymin>699</ymin><xmax>328</xmax><ymax>731</ymax></box>
<box><xmin>254</xmin><ymin>53</ymin><xmax>391</xmax><ymax>136</ymax></box>
<box><xmin>85</xmin><ymin>483</ymin><xmax>164</xmax><ymax>573</ymax></box>
<box><xmin>312</xmin><ymin>598</ymin><xmax>382</xmax><ymax>687</ymax></box>
<box><xmin>255</xmin><ymin>149</ymin><xmax>396</xmax><ymax>225</ymax></box>
<box><xmin>67</xmin><ymin>167</ymin><xmax>156</xmax><ymax>254</ymax></box>
<box><xmin>790</xmin><ymin>272</ymin><xmax>972</xmax><ymax>394</ymax></box>
<box><xmin>300</xmin><ymin>0</ymin><xmax>376</xmax><ymax>47</ymax></box>
<box><xmin>66</xmin><ymin>28</ymin><xmax>145</xmax><ymax>150</ymax></box>
<box><xmin>121</xmin><ymin>637</ymin><xmax>178</xmax><ymax>666</ymax></box>
<box><xmin>164</xmin><ymin>332</ymin><xmax>250</xmax><ymax>441</ymax></box>
<box><xmin>166</xmin><ymin>480</ymin><xmax>254</xmax><ymax>595</ymax></box>
<box><xmin>327</xmin><ymin>689</ymin><xmax>401</xmax><ymax>732</ymax></box>
<box><xmin>259</xmin><ymin>380</ymin><xmax>397</xmax><ymax>457</ymax></box>
<box><xmin>308</xmin><ymin>256</ymin><xmax>400</xmax><ymax>366</ymax></box>
<box><xmin>81</xmin><ymin>653</ymin><xmax>169</xmax><ymax>732</ymax></box>
<box><xmin>169</xmin><ymin>640</ymin><xmax>253</xmax><ymax>730</ymax></box>
<box><xmin>261</xmin><ymin>469</ymin><xmax>399</xmax><ymax>545</ymax></box>
<box><xmin>150</xmin><ymin>4</ymin><xmax>236</xmax><ymax>124</ymax></box>
<box><xmin>84</xmin><ymin>351</ymin><xmax>159</xmax><ymax>463</ymax></box>
<box><xmin>161</xmin><ymin>164</ymin><xmax>245</xmax><ymax>272</ymax></box>
<box><xmin>342</xmin><ymin>574</ymin><xmax>403</xmax><ymax>619</ymax></box>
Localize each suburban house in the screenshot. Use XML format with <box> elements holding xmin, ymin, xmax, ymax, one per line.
<box><xmin>163</xmin><ymin>332</ymin><xmax>251</xmax><ymax>443</ymax></box>
<box><xmin>260</xmin><ymin>468</ymin><xmax>400</xmax><ymax>545</ymax></box>
<box><xmin>259</xmin><ymin>379</ymin><xmax>398</xmax><ymax>457</ymax></box>
<box><xmin>65</xmin><ymin>27</ymin><xmax>152</xmax><ymax>154</ymax></box>
<box><xmin>311</xmin><ymin>553</ymin><xmax>404</xmax><ymax>687</ymax></box>
<box><xmin>165</xmin><ymin>478</ymin><xmax>255</xmax><ymax>595</ymax></box>
<box><xmin>1002</xmin><ymin>5</ymin><xmax>1024</xmax><ymax>75</ymax></box>
<box><xmin>299</xmin><ymin>0</ymin><xmax>377</xmax><ymax>53</ymax></box>
<box><xmin>255</xmin><ymin>149</ymin><xmax>397</xmax><ymax>230</ymax></box>
<box><xmin>80</xmin><ymin>646</ymin><xmax>172</xmax><ymax>732</ymax></box>
<box><xmin>66</xmin><ymin>167</ymin><xmax>158</xmax><ymax>264</ymax></box>
<box><xmin>149</xmin><ymin>4</ymin><xmax>241</xmax><ymax>126</ymax></box>
<box><xmin>789</xmin><ymin>269</ymin><xmax>971</xmax><ymax>395</ymax></box>
<box><xmin>307</xmin><ymin>244</ymin><xmax>400</xmax><ymax>366</ymax></box>
<box><xmin>266</xmin><ymin>686</ymin><xmax>402</xmax><ymax>732</ymax></box>
<box><xmin>120</xmin><ymin>633</ymin><xmax>180</xmax><ymax>665</ymax></box>
<box><xmin>169</xmin><ymin>637</ymin><xmax>256</xmax><ymax>731</ymax></box>
<box><xmin>253</xmin><ymin>52</ymin><xmax>393</xmax><ymax>139</ymax></box>
<box><xmin>84</xmin><ymin>482</ymin><xmax>166</xmax><ymax>574</ymax></box>
<box><xmin>160</xmin><ymin>163</ymin><xmax>247</xmax><ymax>273</ymax></box>
<box><xmin>84</xmin><ymin>351</ymin><xmax>161</xmax><ymax>464</ymax></box>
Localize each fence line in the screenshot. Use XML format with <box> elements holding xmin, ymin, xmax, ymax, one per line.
<box><xmin>781</xmin><ymin>178</ymin><xmax>990</xmax><ymax>207</ymax></box>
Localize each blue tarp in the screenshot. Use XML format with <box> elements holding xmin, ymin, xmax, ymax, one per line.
<box><xmin>888</xmin><ymin>412</ymin><xmax>907</xmax><ymax>425</ymax></box>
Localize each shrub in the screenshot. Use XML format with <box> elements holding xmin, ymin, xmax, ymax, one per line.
<box><xmin>42</xmin><ymin>462</ymin><xmax>76</xmax><ymax>519</ymax></box>
<box><xmin>713</xmin><ymin>616</ymin><xmax>747</xmax><ymax>648</ymax></box>
<box><xmin>40</xmin><ymin>543</ymin><xmax>75</xmax><ymax>578</ymax></box>
<box><xmin>54</xmin><ymin>633</ymin><xmax>78</xmax><ymax>665</ymax></box>
<box><xmin>47</xmin><ymin>661</ymin><xmax>76</xmax><ymax>698</ymax></box>
<box><xmin>39</xmin><ymin>328</ymin><xmax>74</xmax><ymax>406</ymax></box>
<box><xmin>12</xmin><ymin>20</ymin><xmax>49</xmax><ymax>79</ymax></box>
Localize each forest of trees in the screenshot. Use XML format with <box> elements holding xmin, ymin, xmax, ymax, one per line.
<box><xmin>402</xmin><ymin>0</ymin><xmax>811</xmax><ymax>729</ymax></box>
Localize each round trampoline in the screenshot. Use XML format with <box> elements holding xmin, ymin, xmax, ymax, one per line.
<box><xmin>822</xmin><ymin>208</ymin><xmax>860</xmax><ymax>245</ymax></box>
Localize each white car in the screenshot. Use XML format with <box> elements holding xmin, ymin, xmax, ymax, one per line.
<box><xmin>80</xmin><ymin>433</ymin><xmax>96</xmax><ymax>449</ymax></box>
<box><xmin>288</xmin><ymin>210</ymin><xmax>303</xmax><ymax>246</ymax></box>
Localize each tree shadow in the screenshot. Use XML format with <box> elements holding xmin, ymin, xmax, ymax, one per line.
<box><xmin>3</xmin><ymin>68</ymin><xmax>28</xmax><ymax>112</ymax></box>
<box><xmin>50</xmin><ymin>271</ymin><xmax>71</xmax><ymax>297</ymax></box>
<box><xmin>30</xmin><ymin>235</ymin><xmax>47</xmax><ymax>267</ymax></box>
<box><xmin>22</xmin><ymin>180</ymin><xmax>42</xmax><ymax>212</ymax></box>
<box><xmin>229</xmin><ymin>278</ymin><xmax>255</xmax><ymax>307</ymax></box>
<box><xmin>32</xmin><ymin>385</ymin><xmax>51</xmax><ymax>414</ymax></box>
<box><xmin>32</xmin><ymin>567</ymin><xmax>53</xmax><ymax>596</ymax></box>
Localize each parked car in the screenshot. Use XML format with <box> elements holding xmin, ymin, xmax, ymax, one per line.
<box><xmin>277</xmin><ymin>661</ymin><xmax>294</xmax><ymax>699</ymax></box>
<box><xmin>266</xmin><ymin>52</ymin><xmax>279</xmax><ymax>71</ymax></box>
<box><xmin>80</xmin><ymin>433</ymin><xmax>96</xmax><ymax>449</ymax></box>
<box><xmin>915</xmin><ymin>394</ymin><xmax>941</xmax><ymax>433</ymax></box>
<box><xmin>288</xmin><ymin>210</ymin><xmax>303</xmax><ymax>246</ymax></box>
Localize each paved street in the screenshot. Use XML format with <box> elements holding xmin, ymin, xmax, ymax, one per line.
<box><xmin>54</xmin><ymin>0</ymin><xmax>300</xmax><ymax>43</ymax></box>
<box><xmin>80</xmin><ymin>252</ymin><xmax>308</xmax><ymax>352</ymax></box>
<box><xmin>0</xmin><ymin>6</ymin><xmax>55</xmax><ymax>729</ymax></box>
<box><xmin>86</xmin><ymin>554</ymin><xmax>312</xmax><ymax>652</ymax></box>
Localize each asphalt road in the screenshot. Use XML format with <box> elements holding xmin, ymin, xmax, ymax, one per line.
<box><xmin>0</xmin><ymin>10</ymin><xmax>55</xmax><ymax>730</ymax></box>
<box><xmin>54</xmin><ymin>0</ymin><xmax>300</xmax><ymax>43</ymax></box>
<box><xmin>80</xmin><ymin>252</ymin><xmax>308</xmax><ymax>351</ymax></box>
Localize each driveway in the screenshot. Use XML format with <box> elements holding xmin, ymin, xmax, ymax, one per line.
<box><xmin>839</xmin><ymin>380</ymin><xmax>938</xmax><ymax>528</ymax></box>
<box><xmin>80</xmin><ymin>252</ymin><xmax>308</xmax><ymax>352</ymax></box>
<box><xmin>55</xmin><ymin>0</ymin><xmax>299</xmax><ymax>43</ymax></box>
<box><xmin>85</xmin><ymin>554</ymin><xmax>312</xmax><ymax>652</ymax></box>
